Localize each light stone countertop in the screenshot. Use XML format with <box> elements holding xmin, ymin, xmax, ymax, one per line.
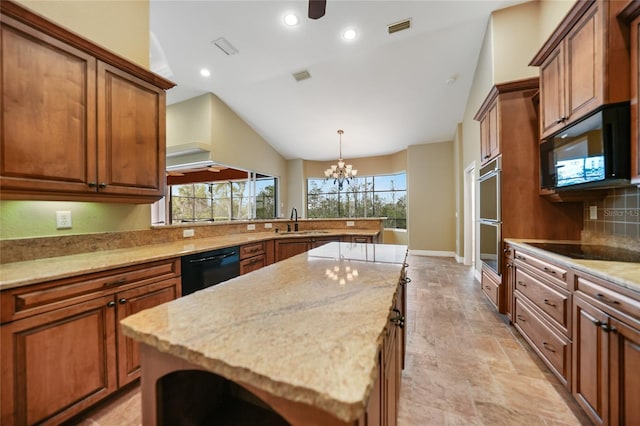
<box><xmin>506</xmin><ymin>239</ymin><xmax>640</xmax><ymax>295</ymax></box>
<box><xmin>120</xmin><ymin>242</ymin><xmax>408</xmax><ymax>423</ymax></box>
<box><xmin>0</xmin><ymin>229</ymin><xmax>378</xmax><ymax>290</ymax></box>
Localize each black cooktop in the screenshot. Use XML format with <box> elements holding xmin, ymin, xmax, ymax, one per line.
<box><xmin>525</xmin><ymin>242</ymin><xmax>640</xmax><ymax>263</ymax></box>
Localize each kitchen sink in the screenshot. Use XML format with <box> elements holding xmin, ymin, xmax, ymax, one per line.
<box><xmin>280</xmin><ymin>230</ymin><xmax>330</xmax><ymax>235</ymax></box>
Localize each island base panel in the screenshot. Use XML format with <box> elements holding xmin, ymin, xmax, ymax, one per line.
<box><xmin>139</xmin><ymin>344</ymin><xmax>363</xmax><ymax>426</ymax></box>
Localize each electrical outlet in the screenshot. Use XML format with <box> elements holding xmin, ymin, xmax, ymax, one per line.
<box><xmin>56</xmin><ymin>211</ymin><xmax>72</xmax><ymax>229</ymax></box>
<box><xmin>589</xmin><ymin>205</ymin><xmax>598</xmax><ymax>220</ymax></box>
<box><xmin>183</xmin><ymin>229</ymin><xmax>195</xmax><ymax>238</ymax></box>
<box><xmin>247</xmin><ymin>224</ymin><xmax>256</xmax><ymax>230</ymax></box>
<box><xmin>264</xmin><ymin>223</ymin><xmax>273</xmax><ymax>229</ymax></box>
<box><xmin>346</xmin><ymin>221</ymin><xmax>355</xmax><ymax>227</ymax></box>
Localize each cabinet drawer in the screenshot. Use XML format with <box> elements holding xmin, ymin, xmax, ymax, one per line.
<box><xmin>481</xmin><ymin>269</ymin><xmax>500</xmax><ymax>309</ymax></box>
<box><xmin>514</xmin><ymin>250</ymin><xmax>568</xmax><ymax>289</ymax></box>
<box><xmin>1</xmin><ymin>259</ymin><xmax>180</xmax><ymax>323</ymax></box>
<box><xmin>514</xmin><ymin>296</ymin><xmax>571</xmax><ymax>385</ymax></box>
<box><xmin>576</xmin><ymin>275</ymin><xmax>640</xmax><ymax>322</ymax></box>
<box><xmin>515</xmin><ymin>267</ymin><xmax>570</xmax><ymax>335</ymax></box>
<box><xmin>240</xmin><ymin>242</ymin><xmax>266</xmax><ymax>260</ymax></box>
<box><xmin>240</xmin><ymin>254</ymin><xmax>266</xmax><ymax>275</ymax></box>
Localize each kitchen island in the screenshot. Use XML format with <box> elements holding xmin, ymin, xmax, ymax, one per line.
<box><xmin>121</xmin><ymin>242</ymin><xmax>408</xmax><ymax>425</ymax></box>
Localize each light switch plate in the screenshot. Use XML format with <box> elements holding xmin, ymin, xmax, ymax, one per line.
<box><xmin>264</xmin><ymin>223</ymin><xmax>273</xmax><ymax>229</ymax></box>
<box><xmin>589</xmin><ymin>205</ymin><xmax>598</xmax><ymax>220</ymax></box>
<box><xmin>346</xmin><ymin>221</ymin><xmax>355</xmax><ymax>227</ymax></box>
<box><xmin>247</xmin><ymin>224</ymin><xmax>256</xmax><ymax>230</ymax></box>
<box><xmin>183</xmin><ymin>229</ymin><xmax>195</xmax><ymax>238</ymax></box>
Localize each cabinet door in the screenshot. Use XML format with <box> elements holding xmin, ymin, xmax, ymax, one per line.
<box><xmin>0</xmin><ymin>295</ymin><xmax>117</xmax><ymax>425</ymax></box>
<box><xmin>115</xmin><ymin>279</ymin><xmax>179</xmax><ymax>387</ymax></box>
<box><xmin>310</xmin><ymin>236</ymin><xmax>341</xmax><ymax>248</ymax></box>
<box><xmin>383</xmin><ymin>322</ymin><xmax>398</xmax><ymax>426</ymax></box>
<box><xmin>240</xmin><ymin>254</ymin><xmax>266</xmax><ymax>275</ymax></box>
<box><xmin>631</xmin><ymin>15</ymin><xmax>640</xmax><ymax>185</ymax></box>
<box><xmin>96</xmin><ymin>62</ymin><xmax>166</xmax><ymax>199</ymax></box>
<box><xmin>573</xmin><ymin>296</ymin><xmax>608</xmax><ymax>426</ymax></box>
<box><xmin>275</xmin><ymin>239</ymin><xmax>309</xmax><ymax>261</ymax></box>
<box><xmin>539</xmin><ymin>46</ymin><xmax>566</xmax><ymax>138</ymax></box>
<box><xmin>480</xmin><ymin>113</ymin><xmax>491</xmax><ymax>162</ymax></box>
<box><xmin>609</xmin><ymin>317</ymin><xmax>640</xmax><ymax>426</ymax></box>
<box><xmin>0</xmin><ymin>16</ymin><xmax>97</xmax><ymax>195</ymax></box>
<box><xmin>565</xmin><ymin>3</ymin><xmax>602</xmax><ymax>124</ymax></box>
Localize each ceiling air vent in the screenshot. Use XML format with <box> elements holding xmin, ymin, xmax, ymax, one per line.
<box><xmin>292</xmin><ymin>70</ymin><xmax>311</xmax><ymax>82</ymax></box>
<box><xmin>388</xmin><ymin>19</ymin><xmax>411</xmax><ymax>34</ymax></box>
<box><xmin>212</xmin><ymin>37</ymin><xmax>239</xmax><ymax>55</ymax></box>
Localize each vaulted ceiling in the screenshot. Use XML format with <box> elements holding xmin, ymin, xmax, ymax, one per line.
<box><xmin>150</xmin><ymin>0</ymin><xmax>527</xmax><ymax>162</ymax></box>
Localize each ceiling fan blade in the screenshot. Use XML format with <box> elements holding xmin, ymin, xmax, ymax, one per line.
<box><xmin>308</xmin><ymin>0</ymin><xmax>326</xmax><ymax>19</ymax></box>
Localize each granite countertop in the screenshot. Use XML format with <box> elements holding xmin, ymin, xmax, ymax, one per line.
<box><xmin>0</xmin><ymin>229</ymin><xmax>379</xmax><ymax>290</ymax></box>
<box><xmin>120</xmin><ymin>242</ymin><xmax>408</xmax><ymax>423</ymax></box>
<box><xmin>506</xmin><ymin>239</ymin><xmax>640</xmax><ymax>294</ymax></box>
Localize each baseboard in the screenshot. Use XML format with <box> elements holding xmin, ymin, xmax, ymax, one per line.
<box><xmin>408</xmin><ymin>250</ymin><xmax>456</xmax><ymax>258</ymax></box>
<box><xmin>474</xmin><ymin>268</ymin><xmax>482</xmax><ymax>282</ymax></box>
<box><xmin>454</xmin><ymin>254</ymin><xmax>464</xmax><ymax>263</ymax></box>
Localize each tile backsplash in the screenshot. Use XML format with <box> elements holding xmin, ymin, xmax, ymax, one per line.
<box><xmin>583</xmin><ymin>186</ymin><xmax>640</xmax><ymax>249</ymax></box>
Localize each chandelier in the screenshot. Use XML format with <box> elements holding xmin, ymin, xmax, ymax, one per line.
<box><xmin>324</xmin><ymin>129</ymin><xmax>357</xmax><ymax>190</ymax></box>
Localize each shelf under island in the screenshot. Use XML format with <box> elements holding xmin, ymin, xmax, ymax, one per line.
<box><xmin>120</xmin><ymin>242</ymin><xmax>409</xmax><ymax>425</ymax></box>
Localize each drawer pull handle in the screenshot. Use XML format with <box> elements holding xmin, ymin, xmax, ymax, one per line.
<box><xmin>118</xmin><ymin>298</ymin><xmax>127</xmax><ymax>304</ymax></box>
<box><xmin>106</xmin><ymin>301</ymin><xmax>116</xmax><ymax>308</ymax></box>
<box><xmin>601</xmin><ymin>324</ymin><xmax>617</xmax><ymax>333</ymax></box>
<box><xmin>105</xmin><ymin>277</ymin><xmax>126</xmax><ymax>286</ymax></box>
<box><xmin>390</xmin><ymin>308</ymin><xmax>405</xmax><ymax>328</ymax></box>
<box><xmin>543</xmin><ymin>267</ymin><xmax>556</xmax><ymax>275</ymax></box>
<box><xmin>400</xmin><ymin>277</ymin><xmax>412</xmax><ymax>286</ymax></box>
<box><xmin>516</xmin><ymin>314</ymin><xmax>526</xmax><ymax>322</ymax></box>
<box><xmin>517</xmin><ymin>281</ymin><xmax>527</xmax><ymax>287</ymax></box>
<box><xmin>516</xmin><ymin>255</ymin><xmax>526</xmax><ymax>261</ymax></box>
<box><xmin>542</xmin><ymin>342</ymin><xmax>556</xmax><ymax>353</ymax></box>
<box><xmin>595</xmin><ymin>293</ymin><xmax>620</xmax><ymax>305</ymax></box>
<box><xmin>543</xmin><ymin>299</ymin><xmax>556</xmax><ymax>307</ymax></box>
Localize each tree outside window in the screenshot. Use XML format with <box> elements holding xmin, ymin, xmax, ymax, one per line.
<box><xmin>170</xmin><ymin>177</ymin><xmax>277</xmax><ymax>222</ymax></box>
<box><xmin>307</xmin><ymin>172</ymin><xmax>406</xmax><ymax>229</ymax></box>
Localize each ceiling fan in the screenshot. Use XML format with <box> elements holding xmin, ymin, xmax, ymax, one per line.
<box><xmin>308</xmin><ymin>0</ymin><xmax>326</xmax><ymax>19</ymax></box>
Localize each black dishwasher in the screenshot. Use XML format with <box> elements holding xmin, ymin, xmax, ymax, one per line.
<box><xmin>181</xmin><ymin>246</ymin><xmax>240</xmax><ymax>296</ymax></box>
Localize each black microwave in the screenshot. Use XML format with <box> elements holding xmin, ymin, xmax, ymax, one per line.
<box><xmin>540</xmin><ymin>102</ymin><xmax>631</xmax><ymax>191</ymax></box>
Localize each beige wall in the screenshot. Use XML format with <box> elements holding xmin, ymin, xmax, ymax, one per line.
<box><xmin>407</xmin><ymin>142</ymin><xmax>455</xmax><ymax>252</ymax></box>
<box><xmin>1</xmin><ymin>1</ymin><xmax>152</xmax><ymax>240</ymax></box>
<box><xmin>14</xmin><ymin>0</ymin><xmax>149</xmax><ymax>68</ymax></box>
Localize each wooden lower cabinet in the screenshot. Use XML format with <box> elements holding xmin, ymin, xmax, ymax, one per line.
<box><xmin>115</xmin><ymin>278</ymin><xmax>180</xmax><ymax>387</ymax></box>
<box><xmin>239</xmin><ymin>241</ymin><xmax>269</xmax><ymax>275</ymax></box>
<box><xmin>573</xmin><ymin>294</ymin><xmax>609</xmax><ymax>425</ymax></box>
<box><xmin>0</xmin><ymin>259</ymin><xmax>180</xmax><ymax>425</ymax></box>
<box><xmin>573</xmin><ymin>278</ymin><xmax>640</xmax><ymax>426</ymax></box>
<box><xmin>480</xmin><ymin>265</ymin><xmax>501</xmax><ymax>311</ymax></box>
<box><xmin>0</xmin><ymin>295</ymin><xmax>117</xmax><ymax>425</ymax></box>
<box><xmin>274</xmin><ymin>236</ymin><xmax>342</xmax><ymax>262</ymax></box>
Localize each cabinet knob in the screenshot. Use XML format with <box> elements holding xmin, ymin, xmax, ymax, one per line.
<box><xmin>118</xmin><ymin>298</ymin><xmax>127</xmax><ymax>304</ymax></box>
<box><xmin>88</xmin><ymin>182</ymin><xmax>98</xmax><ymax>188</ymax></box>
<box><xmin>106</xmin><ymin>301</ymin><xmax>116</xmax><ymax>308</ymax></box>
<box><xmin>98</xmin><ymin>182</ymin><xmax>107</xmax><ymax>189</ymax></box>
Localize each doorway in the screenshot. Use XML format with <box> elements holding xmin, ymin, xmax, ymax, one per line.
<box><xmin>463</xmin><ymin>162</ymin><xmax>476</xmax><ymax>266</ymax></box>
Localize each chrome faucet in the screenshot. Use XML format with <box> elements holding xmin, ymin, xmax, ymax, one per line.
<box><xmin>290</xmin><ymin>207</ymin><xmax>298</xmax><ymax>232</ymax></box>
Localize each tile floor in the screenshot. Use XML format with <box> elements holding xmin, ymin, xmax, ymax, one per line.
<box><xmin>71</xmin><ymin>255</ymin><xmax>592</xmax><ymax>425</ymax></box>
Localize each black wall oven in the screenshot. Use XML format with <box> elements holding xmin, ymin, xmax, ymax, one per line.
<box><xmin>478</xmin><ymin>158</ymin><xmax>501</xmax><ymax>274</ymax></box>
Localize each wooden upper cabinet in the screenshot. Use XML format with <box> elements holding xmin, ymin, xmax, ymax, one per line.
<box><xmin>0</xmin><ymin>16</ymin><xmax>98</xmax><ymax>195</ymax></box>
<box><xmin>531</xmin><ymin>0</ymin><xmax>629</xmax><ymax>140</ymax></box>
<box><xmin>478</xmin><ymin>101</ymin><xmax>500</xmax><ymax>164</ymax></box>
<box><xmin>97</xmin><ymin>63</ymin><xmax>166</xmax><ymax>198</ymax></box>
<box><xmin>622</xmin><ymin>2</ymin><xmax>640</xmax><ymax>186</ymax></box>
<box><xmin>0</xmin><ymin>1</ymin><xmax>175</xmax><ymax>203</ymax></box>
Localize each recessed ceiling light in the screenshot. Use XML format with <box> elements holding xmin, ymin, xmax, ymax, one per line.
<box><xmin>200</xmin><ymin>69</ymin><xmax>211</xmax><ymax>77</ymax></box>
<box><xmin>284</xmin><ymin>13</ymin><xmax>299</xmax><ymax>26</ymax></box>
<box><xmin>343</xmin><ymin>28</ymin><xmax>358</xmax><ymax>40</ymax></box>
